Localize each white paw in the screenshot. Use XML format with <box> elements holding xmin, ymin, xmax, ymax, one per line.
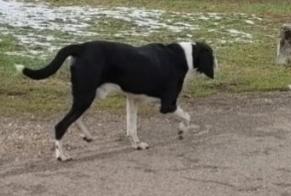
<box><xmin>132</xmin><ymin>142</ymin><xmax>149</xmax><ymax>150</ymax></box>
<box><xmin>56</xmin><ymin>153</ymin><xmax>73</xmax><ymax>162</ymax></box>
<box><xmin>55</xmin><ymin>148</ymin><xmax>73</xmax><ymax>162</ymax></box>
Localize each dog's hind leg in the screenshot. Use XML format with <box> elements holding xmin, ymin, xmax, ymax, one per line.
<box><xmin>126</xmin><ymin>96</ymin><xmax>149</xmax><ymax>150</ymax></box>
<box><xmin>76</xmin><ymin>117</ymin><xmax>93</xmax><ymax>142</ymax></box>
<box><xmin>75</xmin><ymin>83</ymin><xmax>115</xmax><ymax>142</ymax></box>
<box><xmin>55</xmin><ymin>91</ymin><xmax>96</xmax><ymax>161</ymax></box>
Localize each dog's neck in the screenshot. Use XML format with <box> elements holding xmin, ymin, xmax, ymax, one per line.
<box><xmin>178</xmin><ymin>42</ymin><xmax>194</xmax><ymax>71</ymax></box>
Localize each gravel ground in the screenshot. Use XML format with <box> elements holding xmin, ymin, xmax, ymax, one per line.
<box><xmin>1</xmin><ymin>92</ymin><xmax>291</xmax><ymax>196</ymax></box>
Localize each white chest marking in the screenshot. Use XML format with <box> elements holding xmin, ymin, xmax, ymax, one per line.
<box><xmin>178</xmin><ymin>42</ymin><xmax>194</xmax><ymax>71</ymax></box>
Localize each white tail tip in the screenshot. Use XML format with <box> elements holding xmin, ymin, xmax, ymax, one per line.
<box><xmin>15</xmin><ymin>64</ymin><xmax>25</xmax><ymax>73</ymax></box>
<box><xmin>288</xmin><ymin>85</ymin><xmax>291</xmax><ymax>90</ymax></box>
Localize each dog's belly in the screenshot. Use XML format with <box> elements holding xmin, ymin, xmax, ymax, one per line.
<box><xmin>96</xmin><ymin>83</ymin><xmax>160</xmax><ymax>103</ymax></box>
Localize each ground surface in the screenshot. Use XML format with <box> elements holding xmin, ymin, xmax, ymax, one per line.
<box><xmin>1</xmin><ymin>92</ymin><xmax>291</xmax><ymax>196</ymax></box>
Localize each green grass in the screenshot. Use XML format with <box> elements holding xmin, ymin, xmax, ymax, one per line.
<box><xmin>1</xmin><ymin>0</ymin><xmax>291</xmax><ymax>117</ymax></box>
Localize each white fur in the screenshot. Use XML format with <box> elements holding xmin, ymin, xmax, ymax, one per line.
<box><xmin>96</xmin><ymin>83</ymin><xmax>122</xmax><ymax>99</ymax></box>
<box><xmin>126</xmin><ymin>96</ymin><xmax>149</xmax><ymax>149</ymax></box>
<box><xmin>174</xmin><ymin>106</ymin><xmax>191</xmax><ymax>124</ymax></box>
<box><xmin>96</xmin><ymin>83</ymin><xmax>160</xmax><ymax>104</ymax></box>
<box><xmin>126</xmin><ymin>97</ymin><xmax>137</xmax><ymax>139</ymax></box>
<box><xmin>178</xmin><ymin>42</ymin><xmax>194</xmax><ymax>71</ymax></box>
<box><xmin>174</xmin><ymin>106</ymin><xmax>195</xmax><ymax>133</ymax></box>
<box><xmin>55</xmin><ymin>140</ymin><xmax>71</xmax><ymax>161</ymax></box>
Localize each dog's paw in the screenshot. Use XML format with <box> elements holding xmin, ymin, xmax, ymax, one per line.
<box><xmin>55</xmin><ymin>148</ymin><xmax>73</xmax><ymax>162</ymax></box>
<box><xmin>56</xmin><ymin>154</ymin><xmax>73</xmax><ymax>162</ymax></box>
<box><xmin>81</xmin><ymin>135</ymin><xmax>93</xmax><ymax>143</ymax></box>
<box><xmin>132</xmin><ymin>142</ymin><xmax>149</xmax><ymax>150</ymax></box>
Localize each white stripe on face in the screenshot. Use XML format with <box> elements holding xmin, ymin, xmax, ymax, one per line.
<box><xmin>178</xmin><ymin>42</ymin><xmax>194</xmax><ymax>71</ymax></box>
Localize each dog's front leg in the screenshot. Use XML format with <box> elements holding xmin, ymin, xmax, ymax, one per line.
<box><xmin>174</xmin><ymin>106</ymin><xmax>191</xmax><ymax>126</ymax></box>
<box><xmin>174</xmin><ymin>106</ymin><xmax>191</xmax><ymax>136</ymax></box>
<box><xmin>173</xmin><ymin>106</ymin><xmax>199</xmax><ymax>139</ymax></box>
<box><xmin>160</xmin><ymin>98</ymin><xmax>191</xmax><ymax>138</ymax></box>
<box><xmin>126</xmin><ymin>96</ymin><xmax>149</xmax><ymax>150</ymax></box>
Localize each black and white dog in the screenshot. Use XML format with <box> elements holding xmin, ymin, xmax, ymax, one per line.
<box><xmin>16</xmin><ymin>41</ymin><xmax>217</xmax><ymax>161</ymax></box>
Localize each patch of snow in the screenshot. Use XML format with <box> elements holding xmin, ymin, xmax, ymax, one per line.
<box><xmin>245</xmin><ymin>20</ymin><xmax>255</xmax><ymax>25</ymax></box>
<box><xmin>208</xmin><ymin>29</ymin><xmax>217</xmax><ymax>32</ymax></box>
<box><xmin>0</xmin><ymin>0</ymin><xmax>264</xmax><ymax>57</ymax></box>
<box><xmin>227</xmin><ymin>29</ymin><xmax>253</xmax><ymax>39</ymax></box>
<box><xmin>219</xmin><ymin>40</ymin><xmax>227</xmax><ymax>44</ymax></box>
<box><xmin>251</xmin><ymin>14</ymin><xmax>263</xmax><ymax>21</ymax></box>
<box><xmin>198</xmin><ymin>16</ymin><xmax>210</xmax><ymax>20</ymax></box>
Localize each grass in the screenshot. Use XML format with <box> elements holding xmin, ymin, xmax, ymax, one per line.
<box><xmin>45</xmin><ymin>0</ymin><xmax>291</xmax><ymax>15</ymax></box>
<box><xmin>1</xmin><ymin>0</ymin><xmax>291</xmax><ymax>117</ymax></box>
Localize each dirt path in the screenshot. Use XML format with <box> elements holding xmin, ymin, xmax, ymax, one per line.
<box><xmin>1</xmin><ymin>92</ymin><xmax>291</xmax><ymax>196</ymax></box>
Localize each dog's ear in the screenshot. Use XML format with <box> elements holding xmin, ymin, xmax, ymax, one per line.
<box><xmin>193</xmin><ymin>42</ymin><xmax>214</xmax><ymax>79</ymax></box>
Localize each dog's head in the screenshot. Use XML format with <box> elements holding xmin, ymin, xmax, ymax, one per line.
<box><xmin>192</xmin><ymin>42</ymin><xmax>217</xmax><ymax>79</ymax></box>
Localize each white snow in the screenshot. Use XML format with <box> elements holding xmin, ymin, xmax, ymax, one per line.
<box><xmin>0</xmin><ymin>0</ymin><xmax>263</xmax><ymax>57</ymax></box>
<box><xmin>227</xmin><ymin>29</ymin><xmax>253</xmax><ymax>39</ymax></box>
<box><xmin>245</xmin><ymin>20</ymin><xmax>255</xmax><ymax>25</ymax></box>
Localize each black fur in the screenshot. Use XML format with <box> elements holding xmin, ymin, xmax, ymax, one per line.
<box><xmin>193</xmin><ymin>42</ymin><xmax>215</xmax><ymax>79</ymax></box>
<box><xmin>22</xmin><ymin>40</ymin><xmax>215</xmax><ymax>141</ymax></box>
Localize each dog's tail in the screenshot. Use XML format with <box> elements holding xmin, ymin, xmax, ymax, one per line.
<box><xmin>15</xmin><ymin>44</ymin><xmax>82</xmax><ymax>80</ymax></box>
